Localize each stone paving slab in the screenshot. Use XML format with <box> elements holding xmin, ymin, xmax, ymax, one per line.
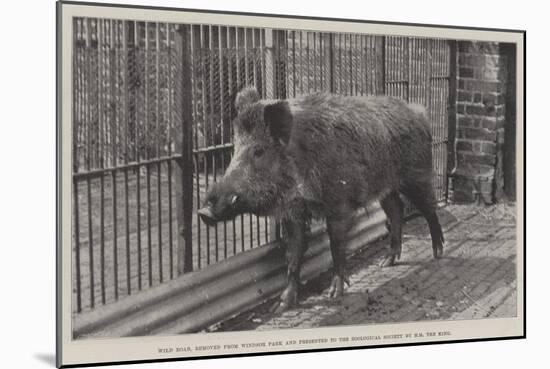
<box><xmin>217</xmin><ymin>204</ymin><xmax>518</xmax><ymax>331</ymax></box>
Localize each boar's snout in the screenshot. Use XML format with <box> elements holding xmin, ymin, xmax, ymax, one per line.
<box><xmin>199</xmin><ymin>182</ymin><xmax>242</xmax><ymax>227</ymax></box>
<box><xmin>198</xmin><ymin>205</ymin><xmax>217</xmax><ymax>227</ymax></box>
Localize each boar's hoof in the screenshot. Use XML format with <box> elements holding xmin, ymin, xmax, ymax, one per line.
<box><xmin>328</xmin><ymin>274</ymin><xmax>349</xmax><ymax>299</ymax></box>
<box><xmin>433</xmin><ymin>244</ymin><xmax>444</xmax><ymax>259</ymax></box>
<box><xmin>379</xmin><ymin>254</ymin><xmax>397</xmax><ymax>268</ymax></box>
<box><xmin>271</xmin><ymin>300</ymin><xmax>292</xmax><ymax>314</ymax></box>
<box><xmin>271</xmin><ymin>282</ymin><xmax>298</xmax><ymax>314</ymax></box>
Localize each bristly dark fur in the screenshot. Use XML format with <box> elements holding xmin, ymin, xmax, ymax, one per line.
<box><xmin>200</xmin><ymin>88</ymin><xmax>444</xmax><ymax>310</ymax></box>
<box><xmin>278</xmin><ymin>92</ymin><xmax>433</xmax><ymax>218</ymax></box>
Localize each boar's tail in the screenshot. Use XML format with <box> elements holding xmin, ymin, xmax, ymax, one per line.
<box><xmin>407</xmin><ymin>102</ymin><xmax>431</xmax><ymax>131</ymax></box>
<box><xmin>407</xmin><ymin>103</ymin><xmax>428</xmax><ymax>120</ymax></box>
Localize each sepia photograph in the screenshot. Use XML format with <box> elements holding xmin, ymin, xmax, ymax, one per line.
<box><xmin>56</xmin><ymin>1</ymin><xmax>525</xmax><ymax>367</ymax></box>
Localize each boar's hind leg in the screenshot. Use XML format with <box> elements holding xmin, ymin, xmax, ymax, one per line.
<box><xmin>401</xmin><ymin>182</ymin><xmax>445</xmax><ymax>259</ymax></box>
<box><xmin>326</xmin><ymin>215</ymin><xmax>354</xmax><ymax>298</ymax></box>
<box><xmin>273</xmin><ymin>218</ymin><xmax>308</xmax><ymax>313</ymax></box>
<box><xmin>379</xmin><ymin>191</ymin><xmax>404</xmax><ymax>267</ymax></box>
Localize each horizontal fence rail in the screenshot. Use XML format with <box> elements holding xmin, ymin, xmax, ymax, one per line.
<box><xmin>72</xmin><ymin>18</ymin><xmax>454</xmax><ymax>316</ymax></box>
<box><xmin>72</xmin><ymin>18</ymin><xmax>183</xmax><ymax>313</ymax></box>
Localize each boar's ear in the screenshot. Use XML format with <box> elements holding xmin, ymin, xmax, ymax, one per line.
<box><xmin>264</xmin><ymin>100</ymin><xmax>293</xmax><ymax>146</ymax></box>
<box><xmin>235</xmin><ymin>86</ymin><xmax>260</xmax><ymax>114</ymax></box>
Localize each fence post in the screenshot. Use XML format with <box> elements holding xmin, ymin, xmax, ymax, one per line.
<box><xmin>446</xmin><ymin>40</ymin><xmax>457</xmax><ymax>201</ymax></box>
<box><xmin>374</xmin><ymin>36</ymin><xmax>386</xmax><ymax>95</ymax></box>
<box><xmin>328</xmin><ymin>33</ymin><xmax>335</xmax><ymax>93</ymax></box>
<box><xmin>175</xmin><ymin>25</ymin><xmax>194</xmax><ymax>274</ymax></box>
<box><xmin>264</xmin><ymin>29</ymin><xmax>282</xmax><ymax>242</ymax></box>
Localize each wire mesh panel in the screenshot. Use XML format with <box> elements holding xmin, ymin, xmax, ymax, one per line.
<box><xmin>189</xmin><ymin>25</ymin><xmax>273</xmax><ymax>271</ymax></box>
<box><xmin>384</xmin><ymin>36</ymin><xmax>452</xmax><ymax>211</ymax></box>
<box><xmin>72</xmin><ymin>19</ymin><xmax>454</xmax><ymax>316</ymax></box>
<box><xmin>283</xmin><ymin>31</ymin><xmax>330</xmax><ymax>96</ymax></box>
<box><xmin>282</xmin><ymin>32</ymin><xmax>452</xmax><ymax>214</ymax></box>
<box><xmin>283</xmin><ymin>31</ymin><xmax>380</xmax><ymax>97</ymax></box>
<box><xmin>331</xmin><ymin>33</ymin><xmax>379</xmax><ymax>96</ymax></box>
<box><xmin>429</xmin><ymin>39</ymin><xmax>452</xmax><ymax>204</ymax></box>
<box><xmin>72</xmin><ymin>19</ymin><xmax>182</xmax><ymax>313</ymax></box>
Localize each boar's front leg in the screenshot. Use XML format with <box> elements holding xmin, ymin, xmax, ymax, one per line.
<box><xmin>274</xmin><ymin>216</ymin><xmax>308</xmax><ymax>313</ymax></box>
<box><xmin>326</xmin><ymin>214</ymin><xmax>354</xmax><ymax>298</ymax></box>
<box><xmin>379</xmin><ymin>191</ymin><xmax>404</xmax><ymax>267</ymax></box>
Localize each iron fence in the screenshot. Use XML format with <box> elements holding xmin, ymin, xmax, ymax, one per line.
<box><xmin>72</xmin><ymin>18</ymin><xmax>455</xmax><ymax>314</ymax></box>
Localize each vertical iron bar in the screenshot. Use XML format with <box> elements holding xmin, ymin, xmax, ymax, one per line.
<box><xmin>349</xmin><ymin>34</ymin><xmax>353</xmax><ymax>95</ymax></box>
<box><xmin>200</xmin><ymin>26</ymin><xmax>211</xmax><ymax>265</ymax></box>
<box><xmin>244</xmin><ymin>28</ymin><xmax>250</xmax><ymax>85</ymax></box>
<box><xmin>244</xmin><ymin>28</ymin><xmax>253</xmax><ymax>248</ymax></box>
<box><xmin>107</xmin><ymin>20</ymin><xmax>117</xmax><ymax>303</ymax></box>
<box><xmin>145</xmin><ymin>22</ymin><xmax>153</xmax><ymax>287</ymax></box>
<box><xmin>447</xmin><ymin>40</ymin><xmax>457</xmax><ymax>202</ymax></box>
<box><xmin>84</xmin><ymin>18</ymin><xmax>95</xmax><ymax>310</ymax></box>
<box><xmin>155</xmin><ymin>23</ymin><xmax>163</xmax><ymax>283</ymax></box>
<box><xmin>99</xmin><ymin>174</ymin><xmax>105</xmax><ymax>304</ymax></box>
<box><xmin>73</xmin><ymin>181</ymin><xmax>82</xmax><ymax>312</ymax></box>
<box><xmin>121</xmin><ymin>21</ymin><xmax>131</xmax><ymax>297</ymax></box>
<box><xmin>253</xmin><ymin>30</ymin><xmax>262</xmax><ymax>245</ymax></box>
<box><xmin>228</xmin><ymin>27</ymin><xmax>237</xmax><ymax>255</ymax></box>
<box><xmin>167</xmin><ymin>24</ymin><xmax>174</xmax><ymax>278</ymax></box>
<box><xmin>313</xmin><ymin>33</ymin><xmax>318</xmax><ymax>91</ymax></box>
<box><xmin>375</xmin><ymin>36</ymin><xmax>385</xmax><ymax>95</ymax></box>
<box><xmin>111</xmin><ymin>18</ymin><xmax>120</xmax><ymax>296</ymax></box>
<box><xmin>176</xmin><ymin>25</ymin><xmax>194</xmax><ymax>274</ymax></box>
<box><xmin>191</xmin><ymin>25</ymin><xmax>202</xmax><ymax>269</ymax></box>
<box><xmin>252</xmin><ymin>28</ymin><xmax>259</xmax><ymax>89</ymax></box>
<box><xmin>133</xmin><ymin>21</ymin><xmax>142</xmax><ymax>291</ymax></box>
<box><xmin>236</xmin><ymin>28</ymin><xmax>244</xmax><ymax>252</ymax></box>
<box><xmin>86</xmin><ymin>178</ymin><xmax>94</xmax><ymax>308</ymax></box>
<box><xmin>98</xmin><ymin>20</ymin><xmax>103</xmax><ymax>169</ymax></box>
<box><xmin>72</xmin><ymin>18</ymin><xmax>82</xmax><ymax>313</ymax></box>
<box><xmin>338</xmin><ymin>34</ymin><xmax>343</xmax><ymax>93</ymax></box>
<box><xmin>219</xmin><ymin>26</ymin><xmax>228</xmax><ymax>257</ymax></box>
<box><xmin>209</xmin><ymin>26</ymin><xmax>219</xmax><ymax>261</ymax></box>
<box><xmin>260</xmin><ymin>29</ymin><xmax>268</xmax><ymax>242</ymax></box>
<box><xmin>329</xmin><ymin>33</ymin><xmax>334</xmax><ymax>93</ymax></box>
<box><xmin>319</xmin><ymin>32</ymin><xmax>323</xmax><ymax>90</ymax></box>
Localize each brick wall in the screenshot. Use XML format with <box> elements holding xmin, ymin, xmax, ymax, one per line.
<box><xmin>452</xmin><ymin>41</ymin><xmax>510</xmax><ymax>203</ymax></box>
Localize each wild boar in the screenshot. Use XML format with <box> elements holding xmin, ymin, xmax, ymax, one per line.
<box><xmin>198</xmin><ymin>87</ymin><xmax>444</xmax><ymax>312</ymax></box>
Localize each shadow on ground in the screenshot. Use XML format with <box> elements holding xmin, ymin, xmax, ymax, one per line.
<box><xmin>315</xmin><ymin>254</ymin><xmax>516</xmax><ymax>327</ymax></box>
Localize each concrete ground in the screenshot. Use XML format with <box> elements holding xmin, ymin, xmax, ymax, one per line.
<box><xmin>215</xmin><ymin>203</ymin><xmax>518</xmax><ymax>331</ymax></box>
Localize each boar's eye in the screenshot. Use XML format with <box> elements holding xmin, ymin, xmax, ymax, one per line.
<box><xmin>253</xmin><ymin>147</ymin><xmax>265</xmax><ymax>158</ymax></box>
